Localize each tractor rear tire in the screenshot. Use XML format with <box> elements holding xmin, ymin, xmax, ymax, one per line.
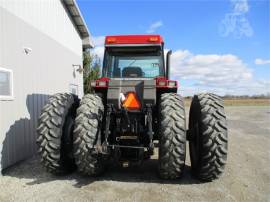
<box><xmin>36</xmin><ymin>93</ymin><xmax>78</xmax><ymax>174</ymax></box>
<box><xmin>158</xmin><ymin>93</ymin><xmax>186</xmax><ymax>179</ymax></box>
<box><xmin>189</xmin><ymin>93</ymin><xmax>228</xmax><ymax>181</ymax></box>
<box><xmin>73</xmin><ymin>94</ymin><xmax>105</xmax><ymax>176</ymax></box>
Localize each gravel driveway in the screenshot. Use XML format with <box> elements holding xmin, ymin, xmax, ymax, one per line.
<box><xmin>0</xmin><ymin>106</ymin><xmax>269</xmax><ymax>202</ymax></box>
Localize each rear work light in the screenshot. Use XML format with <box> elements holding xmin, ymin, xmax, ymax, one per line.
<box><xmin>156</xmin><ymin>77</ymin><xmax>178</xmax><ymax>88</ymax></box>
<box><xmin>93</xmin><ymin>77</ymin><xmax>110</xmax><ymax>88</ymax></box>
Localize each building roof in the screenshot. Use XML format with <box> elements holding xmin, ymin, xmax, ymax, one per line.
<box><xmin>62</xmin><ymin>0</ymin><xmax>93</xmax><ymax>49</ymax></box>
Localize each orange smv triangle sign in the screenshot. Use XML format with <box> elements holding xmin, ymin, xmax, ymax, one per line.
<box><xmin>122</xmin><ymin>92</ymin><xmax>141</xmax><ymax>110</ymax></box>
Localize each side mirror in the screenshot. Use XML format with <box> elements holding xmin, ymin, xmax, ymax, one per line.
<box><xmin>166</xmin><ymin>50</ymin><xmax>172</xmax><ymax>79</ymax></box>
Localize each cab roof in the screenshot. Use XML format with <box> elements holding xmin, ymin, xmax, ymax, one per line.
<box><xmin>104</xmin><ymin>35</ymin><xmax>163</xmax><ymax>46</ymax></box>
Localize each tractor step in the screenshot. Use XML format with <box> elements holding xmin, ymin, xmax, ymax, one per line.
<box><xmin>116</xmin><ymin>136</ymin><xmax>138</xmax><ymax>141</ymax></box>
<box><xmin>108</xmin><ymin>145</ymin><xmax>146</xmax><ymax>149</ymax></box>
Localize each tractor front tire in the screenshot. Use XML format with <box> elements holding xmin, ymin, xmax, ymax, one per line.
<box><xmin>73</xmin><ymin>94</ymin><xmax>105</xmax><ymax>176</ymax></box>
<box><xmin>189</xmin><ymin>93</ymin><xmax>228</xmax><ymax>181</ymax></box>
<box><xmin>36</xmin><ymin>93</ymin><xmax>78</xmax><ymax>174</ymax></box>
<box><xmin>158</xmin><ymin>93</ymin><xmax>186</xmax><ymax>179</ymax></box>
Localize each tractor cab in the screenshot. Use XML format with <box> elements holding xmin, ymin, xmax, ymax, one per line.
<box><xmin>93</xmin><ymin>35</ymin><xmax>177</xmax><ymax>110</ymax></box>
<box><xmin>102</xmin><ymin>35</ymin><xmax>165</xmax><ymax>79</ymax></box>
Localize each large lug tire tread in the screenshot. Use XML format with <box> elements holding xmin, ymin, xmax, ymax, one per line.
<box><xmin>36</xmin><ymin>93</ymin><xmax>77</xmax><ymax>174</ymax></box>
<box><xmin>158</xmin><ymin>93</ymin><xmax>186</xmax><ymax>179</ymax></box>
<box><xmin>73</xmin><ymin>94</ymin><xmax>105</xmax><ymax>176</ymax></box>
<box><xmin>189</xmin><ymin>93</ymin><xmax>228</xmax><ymax>181</ymax></box>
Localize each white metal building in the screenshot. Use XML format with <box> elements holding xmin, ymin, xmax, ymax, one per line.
<box><xmin>0</xmin><ymin>0</ymin><xmax>92</xmax><ymax>173</ymax></box>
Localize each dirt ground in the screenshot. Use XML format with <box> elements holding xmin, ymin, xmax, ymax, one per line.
<box><xmin>0</xmin><ymin>106</ymin><xmax>269</xmax><ymax>202</ymax></box>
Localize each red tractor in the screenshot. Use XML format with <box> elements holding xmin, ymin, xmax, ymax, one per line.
<box><xmin>37</xmin><ymin>35</ymin><xmax>228</xmax><ymax>181</ymax></box>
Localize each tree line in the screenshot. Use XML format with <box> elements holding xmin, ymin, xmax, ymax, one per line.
<box><xmin>185</xmin><ymin>94</ymin><xmax>270</xmax><ymax>99</ymax></box>
<box><xmin>83</xmin><ymin>50</ymin><xmax>101</xmax><ymax>94</ymax></box>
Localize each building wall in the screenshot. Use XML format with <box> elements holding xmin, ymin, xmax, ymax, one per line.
<box><xmin>0</xmin><ymin>0</ymin><xmax>84</xmax><ymax>172</ymax></box>
<box><xmin>0</xmin><ymin>0</ymin><xmax>82</xmax><ymax>55</ymax></box>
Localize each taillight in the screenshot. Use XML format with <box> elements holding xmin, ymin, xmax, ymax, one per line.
<box><xmin>157</xmin><ymin>80</ymin><xmax>166</xmax><ymax>87</ymax></box>
<box><xmin>97</xmin><ymin>81</ymin><xmax>107</xmax><ymax>87</ymax></box>
<box><xmin>168</xmin><ymin>81</ymin><xmax>177</xmax><ymax>87</ymax></box>
<box><xmin>93</xmin><ymin>77</ymin><xmax>110</xmax><ymax>88</ymax></box>
<box><xmin>156</xmin><ymin>77</ymin><xmax>178</xmax><ymax>88</ymax></box>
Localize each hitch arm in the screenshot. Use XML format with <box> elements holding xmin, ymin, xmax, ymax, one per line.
<box><xmin>146</xmin><ymin>104</ymin><xmax>154</xmax><ymax>148</ymax></box>
<box><xmin>102</xmin><ymin>104</ymin><xmax>112</xmax><ymax>153</ymax></box>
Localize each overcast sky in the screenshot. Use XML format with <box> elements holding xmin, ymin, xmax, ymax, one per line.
<box><xmin>78</xmin><ymin>0</ymin><xmax>270</xmax><ymax>96</ymax></box>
